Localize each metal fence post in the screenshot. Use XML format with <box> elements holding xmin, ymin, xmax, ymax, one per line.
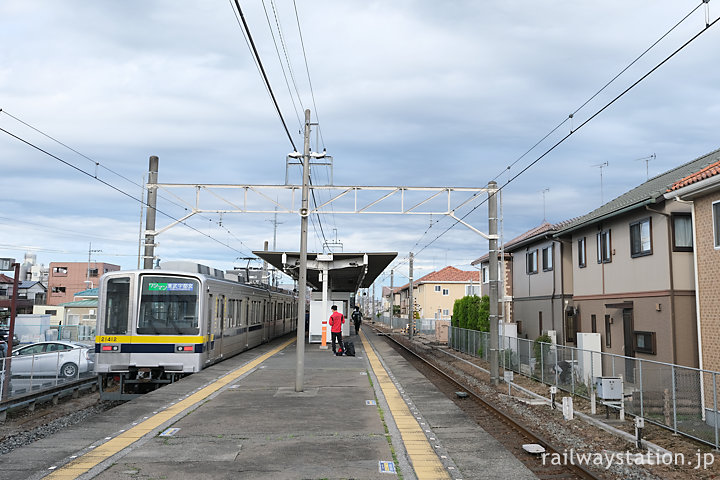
<box><xmin>541</xmin><ymin>342</ymin><xmax>544</xmax><ymax>384</ymax></box>
<box><xmin>673</xmin><ymin>364</ymin><xmax>678</xmax><ymax>434</ymax></box>
<box><xmin>639</xmin><ymin>359</ymin><xmax>644</xmax><ymax>419</ymax></box>
<box><xmin>554</xmin><ymin>345</ymin><xmax>559</xmax><ymax>386</ymax></box>
<box><xmin>571</xmin><ymin>348</ymin><xmax>575</xmax><ymax>394</ymax></box>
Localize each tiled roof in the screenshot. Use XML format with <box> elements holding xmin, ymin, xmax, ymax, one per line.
<box><xmin>393</xmin><ymin>266</ymin><xmax>479</xmax><ymax>291</ymax></box>
<box><xmin>668</xmin><ymin>159</ymin><xmax>720</xmax><ymax>191</ymax></box>
<box><xmin>0</xmin><ymin>274</ymin><xmax>14</xmax><ymax>284</ymax></box>
<box><xmin>18</xmin><ymin>281</ymin><xmax>45</xmax><ymax>290</ymax></box>
<box><xmin>557</xmin><ymin>148</ymin><xmax>720</xmax><ymax>234</ymax></box>
<box><xmin>418</xmin><ymin>266</ymin><xmax>479</xmax><ymax>283</ymax></box>
<box><xmin>471</xmin><ymin>218</ymin><xmax>577</xmax><ymax>264</ymax></box>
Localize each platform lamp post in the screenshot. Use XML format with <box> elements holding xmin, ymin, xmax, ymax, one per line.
<box><xmin>0</xmin><ymin>258</ymin><xmax>19</xmax><ymax>399</ymax></box>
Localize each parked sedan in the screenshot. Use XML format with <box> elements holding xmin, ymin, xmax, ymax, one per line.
<box><xmin>9</xmin><ymin>341</ymin><xmax>95</xmax><ymax>378</ymax></box>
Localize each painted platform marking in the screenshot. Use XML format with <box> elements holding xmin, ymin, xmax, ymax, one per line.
<box><xmin>45</xmin><ymin>337</ymin><xmax>296</xmax><ymax>479</ymax></box>
<box><xmin>379</xmin><ymin>461</ymin><xmax>397</xmax><ymax>474</ymax></box>
<box><xmin>159</xmin><ymin>427</ymin><xmax>180</xmax><ymax>437</ymax></box>
<box><xmin>366</xmin><ymin>399</ymin><xmax>377</xmax><ymax>406</ymax></box>
<box><xmin>360</xmin><ymin>330</ymin><xmax>451</xmax><ymax>480</ymax></box>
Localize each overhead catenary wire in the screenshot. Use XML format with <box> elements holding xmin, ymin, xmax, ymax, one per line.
<box><xmin>229</xmin><ymin>0</ymin><xmax>298</xmax><ymax>152</ymax></box>
<box><xmin>260</xmin><ymin>0</ymin><xmax>302</xmax><ymax>128</ymax></box>
<box><xmin>292</xmin><ymin>0</ymin><xmax>325</xmax><ymax>150</ymax></box>
<box><xmin>410</xmin><ymin>9</ymin><xmax>720</xmax><ymax>260</ymax></box>
<box><xmin>0</xmin><ymin>109</ymin><xmax>257</xmax><ymax>257</ymax></box>
<box><xmin>0</xmin><ymin>125</ymin><xmax>255</xmax><ymax>259</ymax></box>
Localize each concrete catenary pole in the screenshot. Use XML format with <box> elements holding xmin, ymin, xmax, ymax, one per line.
<box><xmin>295</xmin><ymin>109</ymin><xmax>311</xmax><ymax>392</ymax></box>
<box><xmin>390</xmin><ymin>269</ymin><xmax>394</xmax><ymax>327</ymax></box>
<box><xmin>143</xmin><ymin>156</ymin><xmax>159</xmax><ymax>269</ymax></box>
<box><xmin>488</xmin><ymin>181</ymin><xmax>499</xmax><ymax>385</ymax></box>
<box><xmin>408</xmin><ymin>252</ymin><xmax>414</xmax><ymax>339</ymax></box>
<box><xmin>372</xmin><ymin>281</ymin><xmax>375</xmax><ymax>320</ymax></box>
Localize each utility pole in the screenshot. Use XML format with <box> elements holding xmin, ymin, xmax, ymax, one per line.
<box><xmin>390</xmin><ymin>269</ymin><xmax>394</xmax><ymax>324</ymax></box>
<box><xmin>86</xmin><ymin>242</ymin><xmax>102</xmax><ymax>289</ymax></box>
<box><xmin>488</xmin><ymin>181</ymin><xmax>499</xmax><ymax>386</ymax></box>
<box><xmin>262</xmin><ymin>240</ymin><xmax>269</xmax><ymax>286</ymax></box>
<box><xmin>295</xmin><ymin>109</ymin><xmax>311</xmax><ymax>392</ymax></box>
<box><xmin>143</xmin><ymin>156</ymin><xmax>159</xmax><ymax>269</ymax></box>
<box><xmin>408</xmin><ymin>252</ymin><xmax>414</xmax><ymax>339</ymax></box>
<box><xmin>372</xmin><ymin>282</ymin><xmax>375</xmax><ymax>321</ymax></box>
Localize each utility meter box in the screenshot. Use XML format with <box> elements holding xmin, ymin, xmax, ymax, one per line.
<box><xmin>595</xmin><ymin>377</ymin><xmax>623</xmax><ymax>401</ymax></box>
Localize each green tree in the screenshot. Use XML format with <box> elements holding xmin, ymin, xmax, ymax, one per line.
<box><xmin>451</xmin><ymin>295</ymin><xmax>490</xmax><ymax>332</ymax></box>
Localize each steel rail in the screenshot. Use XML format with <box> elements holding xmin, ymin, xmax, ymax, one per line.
<box><xmin>374</xmin><ymin>329</ymin><xmax>602</xmax><ymax>480</ymax></box>
<box><xmin>0</xmin><ymin>376</ymin><xmax>98</xmax><ymax>421</ymax></box>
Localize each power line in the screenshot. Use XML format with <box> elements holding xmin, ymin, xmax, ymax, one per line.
<box><xmin>412</xmin><ymin>9</ymin><xmax>719</xmax><ymax>260</ymax></box>
<box><xmin>292</xmin><ymin>0</ymin><xmax>325</xmax><ymax>149</ymax></box>
<box><xmin>490</xmin><ymin>2</ymin><xmax>704</xmax><ymax>184</ymax></box>
<box><xmin>260</xmin><ymin>0</ymin><xmax>302</xmax><ymax>128</ymax></box>
<box><xmin>229</xmin><ymin>0</ymin><xmax>297</xmax><ymax>151</ymax></box>
<box><xmin>0</xmin><ymin>109</ymin><xmax>257</xmax><ymax>256</ymax></box>
<box><xmin>0</xmin><ymin>125</ymin><xmax>255</xmax><ymax>258</ymax></box>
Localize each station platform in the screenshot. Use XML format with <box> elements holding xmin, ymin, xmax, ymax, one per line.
<box><xmin>3</xmin><ymin>330</ymin><xmax>536</xmax><ymax>480</ymax></box>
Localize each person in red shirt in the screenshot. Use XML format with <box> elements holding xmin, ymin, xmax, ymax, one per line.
<box><xmin>329</xmin><ymin>305</ymin><xmax>345</xmax><ymax>355</ymax></box>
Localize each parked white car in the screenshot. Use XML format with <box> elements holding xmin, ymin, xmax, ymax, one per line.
<box><xmin>9</xmin><ymin>341</ymin><xmax>95</xmax><ymax>378</ymax></box>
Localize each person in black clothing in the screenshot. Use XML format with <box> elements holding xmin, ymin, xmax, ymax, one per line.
<box><xmin>351</xmin><ymin>306</ymin><xmax>362</xmax><ymax>335</ymax></box>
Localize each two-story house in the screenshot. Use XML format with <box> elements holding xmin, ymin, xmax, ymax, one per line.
<box><xmin>480</xmin><ymin>221</ymin><xmax>575</xmax><ymax>343</ymax></box>
<box><xmin>553</xmin><ymin>150</ymin><xmax>720</xmax><ymax>371</ymax></box>
<box><xmin>665</xmin><ymin>158</ymin><xmax>720</xmax><ymax>377</ymax></box>
<box><xmin>393</xmin><ymin>266</ymin><xmax>480</xmax><ymax>320</ymax></box>
<box><xmin>470</xmin><ymin>251</ymin><xmax>513</xmax><ymax>325</ymax></box>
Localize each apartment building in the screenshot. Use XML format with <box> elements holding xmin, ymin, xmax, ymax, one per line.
<box><xmin>48</xmin><ymin>262</ymin><xmax>120</xmax><ymax>306</ymax></box>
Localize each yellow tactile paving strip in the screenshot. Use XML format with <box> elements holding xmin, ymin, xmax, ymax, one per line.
<box><xmin>45</xmin><ymin>337</ymin><xmax>296</xmax><ymax>479</ymax></box>
<box><xmin>360</xmin><ymin>330</ymin><xmax>451</xmax><ymax>479</ymax></box>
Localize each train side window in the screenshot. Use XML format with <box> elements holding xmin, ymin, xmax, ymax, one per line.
<box><xmin>104</xmin><ymin>277</ymin><xmax>130</xmax><ymax>334</ymax></box>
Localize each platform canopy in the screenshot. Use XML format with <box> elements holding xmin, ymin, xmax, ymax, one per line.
<box><xmin>253</xmin><ymin>251</ymin><xmax>397</xmax><ymax>293</ymax></box>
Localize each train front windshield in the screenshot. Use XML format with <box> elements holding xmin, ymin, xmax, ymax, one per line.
<box><xmin>137</xmin><ymin>276</ymin><xmax>200</xmax><ymax>335</ymax></box>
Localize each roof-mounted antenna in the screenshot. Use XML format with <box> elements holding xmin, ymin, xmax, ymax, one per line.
<box><xmin>635</xmin><ymin>153</ymin><xmax>656</xmax><ymax>181</ymax></box>
<box><xmin>591</xmin><ymin>162</ymin><xmax>609</xmax><ymax>204</ymax></box>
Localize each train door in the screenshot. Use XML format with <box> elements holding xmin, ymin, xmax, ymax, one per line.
<box><xmin>205</xmin><ymin>294</ymin><xmax>213</xmax><ymax>363</ymax></box>
<box><xmin>244</xmin><ymin>297</ymin><xmax>250</xmax><ymax>348</ymax></box>
<box><xmin>262</xmin><ymin>300</ymin><xmax>268</xmax><ymax>343</ymax></box>
<box><xmin>215</xmin><ymin>295</ymin><xmax>225</xmax><ymax>358</ymax></box>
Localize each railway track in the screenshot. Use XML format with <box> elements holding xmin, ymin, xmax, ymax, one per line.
<box><xmin>373</xmin><ymin>328</ymin><xmax>605</xmax><ymax>480</ymax></box>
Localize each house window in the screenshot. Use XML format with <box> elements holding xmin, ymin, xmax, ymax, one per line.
<box><xmin>465</xmin><ymin>285</ymin><xmax>480</xmax><ymax>296</ymax></box>
<box><xmin>443</xmin><ymin>309</ymin><xmax>449</xmax><ymax>316</ymax></box>
<box><xmin>89</xmin><ymin>268</ymin><xmax>99</xmax><ymax>277</ymax></box>
<box><xmin>442</xmin><ymin>288</ymin><xmax>449</xmax><ymax>296</ymax></box>
<box><xmin>45</xmin><ymin>309</ymin><xmax>57</xmax><ymax>315</ymax></box>
<box><xmin>634</xmin><ymin>331</ymin><xmax>656</xmax><ymax>354</ymax></box>
<box><xmin>591</xmin><ymin>314</ymin><xmax>597</xmax><ymax>333</ymax></box>
<box><xmin>51</xmin><ymin>286</ymin><xmax>66</xmax><ymax>294</ymax></box>
<box><xmin>578</xmin><ymin>237</ymin><xmax>587</xmax><ymax>268</ymax></box>
<box><xmin>714</xmin><ymin>201</ymin><xmax>720</xmax><ymax>248</ymax></box>
<box><xmin>542</xmin><ymin>245</ymin><xmax>553</xmax><ymax>271</ymax></box>
<box><xmin>434</xmin><ymin>285</ymin><xmax>441</xmax><ymax>292</ymax></box>
<box><xmin>482</xmin><ymin>265</ymin><xmax>489</xmax><ymax>283</ymax></box>
<box><xmin>605</xmin><ymin>315</ymin><xmax>612</xmax><ymax>348</ymax></box>
<box><xmin>630</xmin><ymin>218</ymin><xmax>652</xmax><ymax>257</ymax></box>
<box><xmin>52</xmin><ymin>266</ymin><xmax>68</xmax><ymax>276</ymax></box>
<box><xmin>671</xmin><ymin>213</ymin><xmax>693</xmax><ymax>251</ymax></box>
<box><xmin>526</xmin><ymin>249</ymin><xmax>538</xmax><ymax>274</ymax></box>
<box><xmin>597</xmin><ymin>230</ymin><xmax>612</xmax><ymax>263</ymax></box>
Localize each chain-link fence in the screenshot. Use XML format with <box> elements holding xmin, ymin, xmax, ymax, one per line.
<box><xmin>375</xmin><ymin>316</ymin><xmax>437</xmax><ymax>334</ymax></box>
<box><xmin>449</xmin><ymin>326</ymin><xmax>718</xmax><ymax>448</ymax></box>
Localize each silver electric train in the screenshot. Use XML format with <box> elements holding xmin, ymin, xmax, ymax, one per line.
<box><xmin>94</xmin><ymin>267</ymin><xmax>297</xmax><ymax>400</ymax></box>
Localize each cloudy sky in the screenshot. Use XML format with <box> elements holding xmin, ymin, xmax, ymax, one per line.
<box><xmin>1</xmin><ymin>1</ymin><xmax>719</xmax><ymax>292</ymax></box>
